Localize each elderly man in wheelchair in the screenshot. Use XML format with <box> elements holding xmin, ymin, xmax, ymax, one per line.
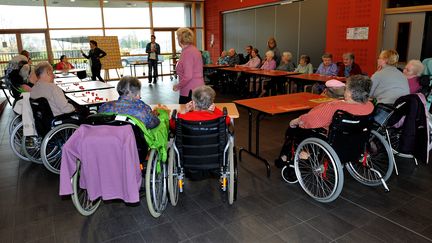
<box><xmin>167</xmin><ymin>85</ymin><xmax>237</xmax><ymax>205</ymax></box>
<box><xmin>59</xmin><ymin>76</ymin><xmax>169</xmax><ymax>218</ymax></box>
<box><xmin>10</xmin><ymin>62</ymin><xmax>83</xmax><ymax>174</ymax></box>
<box><xmin>276</xmin><ymin>75</ymin><xmax>394</xmax><ymax>203</ymax></box>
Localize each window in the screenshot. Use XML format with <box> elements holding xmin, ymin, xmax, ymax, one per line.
<box><xmin>0</xmin><ymin>4</ymin><xmax>46</xmax><ymax>29</ymax></box>
<box><xmin>47</xmin><ymin>1</ymin><xmax>102</xmax><ymax>28</ymax></box>
<box><xmin>104</xmin><ymin>29</ymin><xmax>151</xmax><ymax>55</ymax></box>
<box><xmin>103</xmin><ymin>2</ymin><xmax>150</xmax><ymax>28</ymax></box>
<box><xmin>152</xmin><ymin>2</ymin><xmax>191</xmax><ymax>27</ymax></box>
<box><xmin>50</xmin><ymin>30</ymin><xmax>103</xmax><ymax>60</ymax></box>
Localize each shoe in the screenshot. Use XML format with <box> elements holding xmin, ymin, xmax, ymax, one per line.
<box><xmin>148</xmin><ymin>80</ymin><xmax>152</xmax><ymax>84</ymax></box>
<box><xmin>153</xmin><ymin>80</ymin><xmax>157</xmax><ymax>84</ymax></box>
<box><xmin>258</xmin><ymin>90</ymin><xmax>266</xmax><ymax>97</ymax></box>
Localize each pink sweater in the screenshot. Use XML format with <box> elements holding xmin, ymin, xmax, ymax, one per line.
<box><xmin>176</xmin><ymin>45</ymin><xmax>204</xmax><ymax>96</ymax></box>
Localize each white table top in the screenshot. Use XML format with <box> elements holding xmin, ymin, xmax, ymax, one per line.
<box><xmin>55</xmin><ymin>76</ymin><xmax>82</xmax><ymax>84</ymax></box>
<box><xmin>55</xmin><ymin>73</ymin><xmax>76</xmax><ymax>78</ymax></box>
<box><xmin>54</xmin><ymin>68</ymin><xmax>86</xmax><ymax>74</ymax></box>
<box><xmin>66</xmin><ymin>89</ymin><xmax>119</xmax><ymax>106</ymax></box>
<box><xmin>58</xmin><ymin>81</ymin><xmax>114</xmax><ymax>93</ymax></box>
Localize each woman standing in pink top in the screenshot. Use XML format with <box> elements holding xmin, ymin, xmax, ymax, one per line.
<box><xmin>173</xmin><ymin>27</ymin><xmax>204</xmax><ymax>104</ymax></box>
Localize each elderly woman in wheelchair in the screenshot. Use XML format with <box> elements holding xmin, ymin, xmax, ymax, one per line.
<box><xmin>10</xmin><ymin>62</ymin><xmax>83</xmax><ymax>174</ymax></box>
<box><xmin>59</xmin><ymin>76</ymin><xmax>169</xmax><ymax>218</ymax></box>
<box><xmin>168</xmin><ymin>85</ymin><xmax>237</xmax><ymax>205</ymax></box>
<box><xmin>277</xmin><ymin>75</ymin><xmax>394</xmax><ymax>202</ymax></box>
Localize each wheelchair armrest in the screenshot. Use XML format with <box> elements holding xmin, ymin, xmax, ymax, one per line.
<box><xmin>52</xmin><ymin>112</ymin><xmax>81</xmax><ymax>126</ymax></box>
<box><xmin>311</xmin><ymin>127</ymin><xmax>327</xmax><ymax>137</ymax></box>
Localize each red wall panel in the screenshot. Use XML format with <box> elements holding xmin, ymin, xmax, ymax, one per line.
<box><xmin>326</xmin><ymin>0</ymin><xmax>383</xmax><ymax>76</ymax></box>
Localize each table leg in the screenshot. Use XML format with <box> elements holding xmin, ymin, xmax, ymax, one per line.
<box><xmin>160</xmin><ymin>62</ymin><xmax>163</xmax><ymax>80</ymax></box>
<box><xmin>238</xmin><ymin>110</ymin><xmax>271</xmax><ymax>177</ymax></box>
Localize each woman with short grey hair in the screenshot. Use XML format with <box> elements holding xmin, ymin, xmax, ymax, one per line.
<box><xmin>99</xmin><ymin>76</ymin><xmax>160</xmax><ymax>129</ymax></box>
<box><xmin>191</xmin><ymin>85</ymin><xmax>216</xmax><ymax>111</ymax></box>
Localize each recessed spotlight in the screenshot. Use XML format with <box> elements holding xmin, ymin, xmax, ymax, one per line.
<box><xmin>70</xmin><ymin>0</ymin><xmax>75</xmax><ymax>2</ymax></box>
<box><xmin>104</xmin><ymin>0</ymin><xmax>109</xmax><ymax>3</ymax></box>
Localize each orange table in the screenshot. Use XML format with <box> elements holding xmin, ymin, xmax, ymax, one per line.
<box><xmin>289</xmin><ymin>73</ymin><xmax>346</xmax><ymax>83</ymax></box>
<box><xmin>244</xmin><ymin>69</ymin><xmax>299</xmax><ymax>95</ymax></box>
<box><xmin>234</xmin><ymin>92</ymin><xmax>334</xmax><ymax>177</ymax></box>
<box><xmin>203</xmin><ymin>64</ymin><xmax>229</xmax><ymax>69</ymax></box>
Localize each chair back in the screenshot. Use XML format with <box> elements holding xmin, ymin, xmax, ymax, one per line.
<box><xmin>77</xmin><ymin>70</ymin><xmax>87</xmax><ymax>80</ymax></box>
<box><xmin>30</xmin><ymin>97</ymin><xmax>55</xmax><ymax>137</ymax></box>
<box><xmin>174</xmin><ymin>108</ymin><xmax>228</xmax><ymax>170</ymax></box>
<box><xmin>327</xmin><ymin>110</ymin><xmax>372</xmax><ymax>163</ymax></box>
<box><xmin>84</xmin><ymin>113</ymin><xmax>148</xmax><ymax>162</ymax></box>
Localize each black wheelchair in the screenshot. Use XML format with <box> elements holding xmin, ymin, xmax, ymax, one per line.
<box><xmin>281</xmin><ymin>110</ymin><xmax>393</xmax><ymax>203</ymax></box>
<box><xmin>167</xmin><ymin>108</ymin><xmax>238</xmax><ymax>205</ymax></box>
<box><xmin>68</xmin><ymin>114</ymin><xmax>167</xmax><ymax>218</ymax></box>
<box><xmin>9</xmin><ymin>97</ymin><xmax>81</xmax><ymax>174</ymax></box>
<box><xmin>373</xmin><ymin>95</ymin><xmax>431</xmax><ymax>175</ymax></box>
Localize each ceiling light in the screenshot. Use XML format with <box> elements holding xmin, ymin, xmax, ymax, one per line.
<box><xmin>104</xmin><ymin>0</ymin><xmax>109</xmax><ymax>3</ymax></box>
<box><xmin>70</xmin><ymin>0</ymin><xmax>75</xmax><ymax>2</ymax></box>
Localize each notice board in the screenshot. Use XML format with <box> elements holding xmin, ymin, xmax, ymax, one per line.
<box><xmin>88</xmin><ymin>36</ymin><xmax>122</xmax><ymax>70</ymax></box>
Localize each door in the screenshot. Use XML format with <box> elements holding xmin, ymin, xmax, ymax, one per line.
<box><xmin>382</xmin><ymin>12</ymin><xmax>426</xmax><ymax>63</ymax></box>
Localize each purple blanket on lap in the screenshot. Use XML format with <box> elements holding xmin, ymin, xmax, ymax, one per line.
<box><xmin>59</xmin><ymin>124</ymin><xmax>142</xmax><ymax>203</ymax></box>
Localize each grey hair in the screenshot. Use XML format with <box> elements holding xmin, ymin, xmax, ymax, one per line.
<box><xmin>266</xmin><ymin>50</ymin><xmax>274</xmax><ymax>58</ymax></box>
<box><xmin>116</xmin><ymin>76</ymin><xmax>141</xmax><ymax>97</ymax></box>
<box><xmin>34</xmin><ymin>61</ymin><xmax>53</xmax><ymax>78</ymax></box>
<box><xmin>342</xmin><ymin>52</ymin><xmax>355</xmax><ymax>60</ymax></box>
<box><xmin>346</xmin><ymin>75</ymin><xmax>371</xmax><ymax>103</ymax></box>
<box><xmin>192</xmin><ymin>85</ymin><xmax>216</xmax><ymax>110</ymax></box>
<box><xmin>282</xmin><ymin>51</ymin><xmax>292</xmax><ymax>60</ymax></box>
<box><xmin>407</xmin><ymin>59</ymin><xmax>424</xmax><ymax>77</ymax></box>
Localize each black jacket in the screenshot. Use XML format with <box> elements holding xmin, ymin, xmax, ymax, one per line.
<box><xmin>145</xmin><ymin>42</ymin><xmax>161</xmax><ymax>61</ymax></box>
<box><xmin>83</xmin><ymin>47</ymin><xmax>107</xmax><ymax>66</ymax></box>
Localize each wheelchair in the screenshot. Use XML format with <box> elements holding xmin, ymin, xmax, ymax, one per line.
<box><xmin>373</xmin><ymin>97</ymin><xmax>431</xmax><ymax>175</ymax></box>
<box><xmin>281</xmin><ymin>110</ymin><xmax>393</xmax><ymax>203</ymax></box>
<box><xmin>167</xmin><ymin>108</ymin><xmax>238</xmax><ymax>205</ymax></box>
<box><xmin>68</xmin><ymin>114</ymin><xmax>167</xmax><ymax>218</ymax></box>
<box><xmin>9</xmin><ymin>97</ymin><xmax>80</xmax><ymax>174</ymax></box>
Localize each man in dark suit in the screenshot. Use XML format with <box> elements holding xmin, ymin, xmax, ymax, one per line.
<box><xmin>146</xmin><ymin>35</ymin><xmax>161</xmax><ymax>84</ymax></box>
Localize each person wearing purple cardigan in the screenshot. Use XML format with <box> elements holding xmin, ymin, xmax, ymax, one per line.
<box><xmin>173</xmin><ymin>27</ymin><xmax>204</xmax><ymax>104</ymax></box>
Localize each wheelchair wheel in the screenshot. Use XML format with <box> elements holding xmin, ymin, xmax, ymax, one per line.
<box><xmin>167</xmin><ymin>147</ymin><xmax>180</xmax><ymax>206</ymax></box>
<box><xmin>41</xmin><ymin>124</ymin><xmax>79</xmax><ymax>174</ymax></box>
<box><xmin>145</xmin><ymin>149</ymin><xmax>168</xmax><ymax>218</ymax></box>
<box><xmin>346</xmin><ymin>130</ymin><xmax>394</xmax><ymax>186</ymax></box>
<box><xmin>9</xmin><ymin>115</ymin><xmax>22</xmax><ymax>135</ymax></box>
<box><xmin>21</xmin><ymin>135</ymin><xmax>43</xmax><ymax>164</ymax></box>
<box><xmin>294</xmin><ymin>137</ymin><xmax>344</xmax><ymax>203</ymax></box>
<box><xmin>9</xmin><ymin>122</ymin><xmax>31</xmax><ymax>162</ymax></box>
<box><xmin>71</xmin><ymin>159</ymin><xmax>102</xmax><ymax>216</ymax></box>
<box><xmin>227</xmin><ymin>138</ymin><xmax>237</xmax><ymax>205</ymax></box>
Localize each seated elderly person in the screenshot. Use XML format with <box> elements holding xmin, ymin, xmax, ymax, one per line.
<box><xmin>30</xmin><ymin>61</ymin><xmax>76</xmax><ymax>116</ymax></box>
<box><xmin>403</xmin><ymin>59</ymin><xmax>425</xmax><ymax>94</ymax></box>
<box><xmin>337</xmin><ymin>53</ymin><xmax>363</xmax><ymax>77</ymax></box>
<box><xmin>170</xmin><ymin>85</ymin><xmax>229</xmax><ymax>129</ymax></box>
<box><xmin>370</xmin><ymin>50</ymin><xmax>409</xmax><ymax>104</ymax></box>
<box><xmin>6</xmin><ymin>50</ymin><xmax>35</xmax><ymax>98</ymax></box>
<box><xmin>275</xmin><ymin>75</ymin><xmax>374</xmax><ymax>168</ymax></box>
<box><xmin>56</xmin><ymin>55</ymin><xmax>75</xmax><ymax>72</ymax></box>
<box><xmin>99</xmin><ymin>76</ymin><xmax>160</xmax><ymax>129</ymax></box>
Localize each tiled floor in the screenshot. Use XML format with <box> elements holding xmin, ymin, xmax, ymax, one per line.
<box><xmin>1</xmin><ymin>78</ymin><xmax>432</xmax><ymax>243</ymax></box>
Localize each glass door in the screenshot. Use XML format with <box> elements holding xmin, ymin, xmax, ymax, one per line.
<box><xmin>154</xmin><ymin>30</ymin><xmax>177</xmax><ymax>78</ymax></box>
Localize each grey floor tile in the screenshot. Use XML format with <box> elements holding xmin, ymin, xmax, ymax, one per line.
<box><xmin>255</xmin><ymin>204</ymin><xmax>301</xmax><ymax>233</ymax></box>
<box><xmin>13</xmin><ymin>217</ymin><xmax>54</xmax><ymax>243</ymax></box>
<box><xmin>261</xmin><ymin>234</ymin><xmax>286</xmax><ymax>243</ymax></box>
<box><xmin>105</xmin><ymin>232</ymin><xmax>145</xmax><ymax>243</ymax></box>
<box><xmin>189</xmin><ymin>227</ymin><xmax>238</xmax><ymax>243</ymax></box>
<box><xmin>306</xmin><ymin>212</ymin><xmax>356</xmax><ymax>240</ymax></box>
<box><xmin>329</xmin><ymin>200</ymin><xmax>378</xmax><ymax>228</ymax></box>
<box><xmin>335</xmin><ymin>228</ymin><xmax>384</xmax><ymax>243</ymax></box>
<box><xmin>361</xmin><ymin>217</ymin><xmax>431</xmax><ymax>243</ymax></box>
<box><xmin>0</xmin><ymin>227</ymin><xmax>13</xmax><ymax>243</ymax></box>
<box><xmin>225</xmin><ymin>215</ymin><xmax>274</xmax><ymax>242</ymax></box>
<box><xmin>385</xmin><ymin>197</ymin><xmax>432</xmax><ymax>231</ymax></box>
<box><xmin>173</xmin><ymin>211</ymin><xmax>219</xmax><ymax>238</ymax></box>
<box><xmin>278</xmin><ymin>222</ymin><xmax>331</xmax><ymax>243</ymax></box>
<box><xmin>281</xmin><ymin>198</ymin><xmax>327</xmax><ymax>221</ymax></box>
<box><xmin>139</xmin><ymin>221</ymin><xmax>187</xmax><ymax>243</ymax></box>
